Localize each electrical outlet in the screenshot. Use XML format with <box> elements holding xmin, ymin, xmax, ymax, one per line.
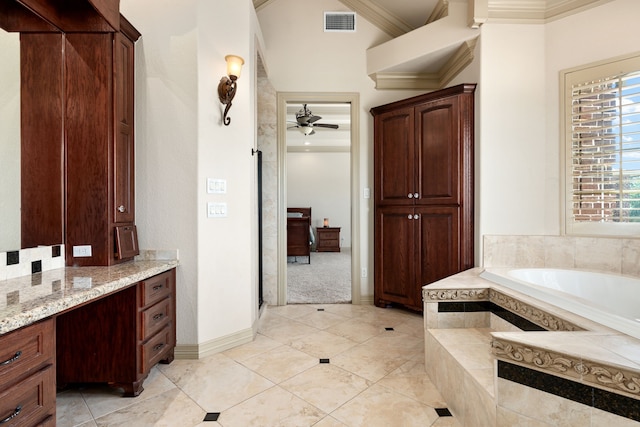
<box><xmin>73</xmin><ymin>245</ymin><xmax>92</xmax><ymax>257</ymax></box>
<box><xmin>361</xmin><ymin>267</ymin><xmax>367</xmax><ymax>278</ymax></box>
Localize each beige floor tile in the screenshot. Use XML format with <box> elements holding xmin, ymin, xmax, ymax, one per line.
<box><xmin>258</xmin><ymin>317</ymin><xmax>321</xmax><ymax>345</ymax></box>
<box><xmin>313</xmin><ymin>415</ymin><xmax>349</xmax><ymax>426</ymax></box>
<box><xmin>157</xmin><ymin>353</ymin><xmax>274</xmax><ymax>411</ymax></box>
<box><xmin>267</xmin><ymin>304</ymin><xmax>319</xmax><ymax>319</ymax></box>
<box><xmin>331</xmin><ymin>340</ymin><xmax>412</xmax><ymax>382</ymax></box>
<box><xmin>325</xmin><ymin>317</ymin><xmax>386</xmax><ymax>343</ymax></box>
<box><xmin>56</xmin><ymin>389</ymin><xmax>93</xmax><ymax>427</ymax></box>
<box><xmin>331</xmin><ymin>384</ymin><xmax>440</xmax><ymax>427</ymax></box>
<box><xmin>281</xmin><ymin>364</ymin><xmax>371</xmax><ymax>413</ymax></box>
<box><xmin>290</xmin><ymin>330</ymin><xmax>358</xmax><ymax>358</ymax></box>
<box><xmin>314</xmin><ymin>303</ymin><xmax>376</xmax><ymax>318</ymax></box>
<box><xmin>222</xmin><ymin>333</ymin><xmax>282</xmax><ymax>362</ymax></box>
<box><xmin>217</xmin><ymin>386</ymin><xmax>325</xmax><ymax>427</ymax></box>
<box><xmin>378</xmin><ymin>359</ymin><xmax>447</xmax><ymax>407</ymax></box>
<box><xmin>241</xmin><ymin>344</ymin><xmax>318</xmax><ymax>383</ymax></box>
<box><xmin>93</xmin><ymin>388</ymin><xmax>205</xmax><ymax>427</ymax></box>
<box><xmin>81</xmin><ymin>366</ymin><xmax>177</xmax><ymax>419</ymax></box>
<box><xmin>295</xmin><ymin>310</ymin><xmax>350</xmax><ymax>330</ymax></box>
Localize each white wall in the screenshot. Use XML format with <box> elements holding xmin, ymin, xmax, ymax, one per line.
<box><xmin>0</xmin><ymin>31</ymin><xmax>20</xmax><ymax>252</ymax></box>
<box><xmin>121</xmin><ymin>0</ymin><xmax>261</xmax><ymax>351</ymax></box>
<box><xmin>287</xmin><ymin>151</ymin><xmax>351</xmax><ymax>247</ymax></box>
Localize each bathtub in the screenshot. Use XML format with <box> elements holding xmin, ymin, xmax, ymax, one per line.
<box><xmin>479</xmin><ymin>268</ymin><xmax>640</xmax><ymax>340</ymax></box>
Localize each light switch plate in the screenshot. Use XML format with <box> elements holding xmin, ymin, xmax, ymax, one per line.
<box><xmin>207</xmin><ymin>202</ymin><xmax>227</xmax><ymax>218</ymax></box>
<box><xmin>207</xmin><ymin>178</ymin><xmax>227</xmax><ymax>194</ymax></box>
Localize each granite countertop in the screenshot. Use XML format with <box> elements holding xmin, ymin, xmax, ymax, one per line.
<box><xmin>0</xmin><ymin>259</ymin><xmax>178</xmax><ymax>335</ymax></box>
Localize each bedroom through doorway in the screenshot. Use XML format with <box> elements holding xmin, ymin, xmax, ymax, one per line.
<box><xmin>276</xmin><ymin>93</ymin><xmax>361</xmax><ymax>306</ymax></box>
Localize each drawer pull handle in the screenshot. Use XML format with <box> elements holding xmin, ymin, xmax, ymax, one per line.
<box><xmin>0</xmin><ymin>351</ymin><xmax>21</xmax><ymax>366</ymax></box>
<box><xmin>152</xmin><ymin>285</ymin><xmax>163</xmax><ymax>291</ymax></box>
<box><xmin>153</xmin><ymin>343</ymin><xmax>165</xmax><ymax>352</ymax></box>
<box><xmin>0</xmin><ymin>405</ymin><xmax>21</xmax><ymax>424</ymax></box>
<box><xmin>153</xmin><ymin>313</ymin><xmax>164</xmax><ymax>321</ymax></box>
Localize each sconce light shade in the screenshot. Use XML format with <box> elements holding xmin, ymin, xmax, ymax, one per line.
<box><xmin>225</xmin><ymin>55</ymin><xmax>244</xmax><ymax>79</ymax></box>
<box><xmin>218</xmin><ymin>54</ymin><xmax>244</xmax><ymax>126</ymax></box>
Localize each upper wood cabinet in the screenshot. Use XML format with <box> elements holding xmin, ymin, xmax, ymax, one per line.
<box><xmin>371</xmin><ymin>84</ymin><xmax>476</xmax><ymax>311</ymax></box>
<box><xmin>20</xmin><ymin>15</ymin><xmax>140</xmax><ymax>266</ymax></box>
<box><xmin>65</xmin><ymin>17</ymin><xmax>140</xmax><ymax>266</ymax></box>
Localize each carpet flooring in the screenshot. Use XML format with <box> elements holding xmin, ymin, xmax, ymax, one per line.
<box><xmin>287</xmin><ymin>249</ymin><xmax>351</xmax><ymax>304</ymax></box>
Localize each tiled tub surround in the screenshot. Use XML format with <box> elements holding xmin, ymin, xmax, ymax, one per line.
<box><xmin>0</xmin><ymin>251</ymin><xmax>178</xmax><ymax>334</ymax></box>
<box><xmin>0</xmin><ymin>244</ymin><xmax>65</xmax><ymax>281</ymax></box>
<box><xmin>423</xmin><ymin>267</ymin><xmax>640</xmax><ymax>426</ymax></box>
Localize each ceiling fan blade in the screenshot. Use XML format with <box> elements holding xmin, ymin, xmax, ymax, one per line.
<box><xmin>313</xmin><ymin>123</ymin><xmax>339</xmax><ymax>129</ymax></box>
<box><xmin>307</xmin><ymin>115</ymin><xmax>322</xmax><ymax>124</ymax></box>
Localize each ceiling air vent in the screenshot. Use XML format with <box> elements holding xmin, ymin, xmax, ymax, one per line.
<box><xmin>324</xmin><ymin>12</ymin><xmax>356</xmax><ymax>32</ymax></box>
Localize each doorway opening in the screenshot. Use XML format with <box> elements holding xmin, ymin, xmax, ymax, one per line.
<box><xmin>276</xmin><ymin>92</ymin><xmax>361</xmax><ymax>306</ymax></box>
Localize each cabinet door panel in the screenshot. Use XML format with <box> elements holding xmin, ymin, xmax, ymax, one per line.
<box><xmin>375</xmin><ymin>207</ymin><xmax>416</xmax><ymax>307</ymax></box>
<box><xmin>417</xmin><ymin>207</ymin><xmax>460</xmax><ymax>286</ymax></box>
<box><xmin>416</xmin><ymin>97</ymin><xmax>460</xmax><ymax>205</ymax></box>
<box><xmin>113</xmin><ymin>33</ymin><xmax>135</xmax><ymax>224</ymax></box>
<box><xmin>374</xmin><ymin>107</ymin><xmax>415</xmax><ymax>205</ymax></box>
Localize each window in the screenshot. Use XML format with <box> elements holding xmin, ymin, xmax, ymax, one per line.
<box><xmin>562</xmin><ymin>53</ymin><xmax>640</xmax><ymax>236</ymax></box>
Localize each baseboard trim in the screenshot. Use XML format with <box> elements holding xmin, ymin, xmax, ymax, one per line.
<box><xmin>174</xmin><ymin>323</ymin><xmax>257</xmax><ymax>360</ymax></box>
<box><xmin>357</xmin><ymin>295</ymin><xmax>374</xmax><ymax>305</ymax></box>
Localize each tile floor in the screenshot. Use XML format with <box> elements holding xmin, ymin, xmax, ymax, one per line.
<box><xmin>56</xmin><ymin>304</ymin><xmax>461</xmax><ymax>426</ymax></box>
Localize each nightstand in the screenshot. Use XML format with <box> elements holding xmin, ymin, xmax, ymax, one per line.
<box><xmin>316</xmin><ymin>227</ymin><xmax>341</xmax><ymax>252</ymax></box>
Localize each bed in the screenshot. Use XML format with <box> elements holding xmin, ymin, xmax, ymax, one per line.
<box><xmin>287</xmin><ymin>207</ymin><xmax>314</xmax><ymax>263</ymax></box>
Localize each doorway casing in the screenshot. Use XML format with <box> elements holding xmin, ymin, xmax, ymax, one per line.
<box><xmin>276</xmin><ymin>92</ymin><xmax>361</xmax><ymax>305</ymax></box>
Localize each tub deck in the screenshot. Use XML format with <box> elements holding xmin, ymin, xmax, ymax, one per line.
<box><xmin>423</xmin><ymin>268</ymin><xmax>640</xmax><ymax>426</ymax></box>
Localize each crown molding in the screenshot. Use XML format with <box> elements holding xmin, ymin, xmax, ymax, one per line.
<box><xmin>426</xmin><ymin>0</ymin><xmax>449</xmax><ymax>25</ymax></box>
<box><xmin>337</xmin><ymin>0</ymin><xmax>414</xmax><ymax>38</ymax></box>
<box><xmin>487</xmin><ymin>0</ymin><xmax>614</xmax><ymax>23</ymax></box>
<box><xmin>369</xmin><ymin>37</ymin><xmax>478</xmax><ymax>90</ymax></box>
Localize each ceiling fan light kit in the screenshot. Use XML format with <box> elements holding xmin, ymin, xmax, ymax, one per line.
<box><xmin>288</xmin><ymin>104</ymin><xmax>340</xmax><ymax>136</ymax></box>
<box><xmin>218</xmin><ymin>54</ymin><xmax>244</xmax><ymax>126</ymax></box>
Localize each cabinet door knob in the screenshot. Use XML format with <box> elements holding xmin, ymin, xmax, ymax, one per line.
<box><xmin>407</xmin><ymin>193</ymin><xmax>413</xmax><ymax>198</ymax></box>
<box><xmin>407</xmin><ymin>214</ymin><xmax>413</xmax><ymax>220</ymax></box>
<box><xmin>118</xmin><ymin>205</ymin><xmax>126</xmax><ymax>213</ymax></box>
<box><xmin>414</xmin><ymin>214</ymin><xmax>419</xmax><ymax>219</ymax></box>
<box><xmin>414</xmin><ymin>193</ymin><xmax>419</xmax><ymax>199</ymax></box>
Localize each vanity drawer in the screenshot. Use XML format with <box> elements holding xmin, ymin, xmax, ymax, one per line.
<box><xmin>140</xmin><ymin>271</ymin><xmax>172</xmax><ymax>307</ymax></box>
<box><xmin>0</xmin><ymin>365</ymin><xmax>55</xmax><ymax>427</ymax></box>
<box><xmin>140</xmin><ymin>297</ymin><xmax>172</xmax><ymax>341</ymax></box>
<box><xmin>141</xmin><ymin>325</ymin><xmax>172</xmax><ymax>374</ymax></box>
<box><xmin>0</xmin><ymin>319</ymin><xmax>54</xmax><ymax>390</ymax></box>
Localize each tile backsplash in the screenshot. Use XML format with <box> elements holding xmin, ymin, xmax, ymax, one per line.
<box><xmin>483</xmin><ymin>235</ymin><xmax>640</xmax><ymax>277</ymax></box>
<box><xmin>0</xmin><ymin>245</ymin><xmax>65</xmax><ymax>281</ymax></box>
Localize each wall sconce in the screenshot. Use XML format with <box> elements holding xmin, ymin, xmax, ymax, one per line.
<box><xmin>218</xmin><ymin>55</ymin><xmax>244</xmax><ymax>126</ymax></box>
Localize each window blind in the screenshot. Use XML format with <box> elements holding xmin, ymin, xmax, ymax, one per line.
<box><xmin>570</xmin><ymin>70</ymin><xmax>640</xmax><ymax>223</ymax></box>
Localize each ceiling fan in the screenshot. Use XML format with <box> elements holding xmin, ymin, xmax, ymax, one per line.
<box><xmin>288</xmin><ymin>104</ymin><xmax>339</xmax><ymax>136</ymax></box>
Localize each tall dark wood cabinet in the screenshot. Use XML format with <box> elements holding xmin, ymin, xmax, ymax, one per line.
<box><xmin>371</xmin><ymin>84</ymin><xmax>476</xmax><ymax>311</ymax></box>
<box><xmin>65</xmin><ymin>16</ymin><xmax>141</xmax><ymax>266</ymax></box>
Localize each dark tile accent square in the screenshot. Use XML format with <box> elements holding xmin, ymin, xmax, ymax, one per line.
<box><xmin>317</xmin><ymin>308</ymin><xmax>325</xmax><ymax>311</ymax></box>
<box><xmin>7</xmin><ymin>251</ymin><xmax>19</xmax><ymax>265</ymax></box>
<box><xmin>435</xmin><ymin>408</ymin><xmax>452</xmax><ymax>417</ymax></box>
<box><xmin>319</xmin><ymin>358</ymin><xmax>330</xmax><ymax>364</ymax></box>
<box><xmin>6</xmin><ymin>290</ymin><xmax>19</xmax><ymax>306</ymax></box>
<box><xmin>385</xmin><ymin>327</ymin><xmax>394</xmax><ymax>331</ymax></box>
<box><xmin>32</xmin><ymin>260</ymin><xmax>42</xmax><ymax>274</ymax></box>
<box><xmin>203</xmin><ymin>412</ymin><xmax>220</xmax><ymax>422</ymax></box>
<box><xmin>438</xmin><ymin>301</ymin><xmax>465</xmax><ymax>312</ymax></box>
<box><xmin>52</xmin><ymin>245</ymin><xmax>61</xmax><ymax>258</ymax></box>
<box><xmin>31</xmin><ymin>274</ymin><xmax>42</xmax><ymax>286</ymax></box>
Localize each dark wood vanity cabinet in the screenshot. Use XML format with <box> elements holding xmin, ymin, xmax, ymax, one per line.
<box><xmin>0</xmin><ymin>319</ymin><xmax>55</xmax><ymax>426</ymax></box>
<box><xmin>56</xmin><ymin>269</ymin><xmax>176</xmax><ymax>397</ymax></box>
<box><xmin>371</xmin><ymin>84</ymin><xmax>475</xmax><ymax>311</ymax></box>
